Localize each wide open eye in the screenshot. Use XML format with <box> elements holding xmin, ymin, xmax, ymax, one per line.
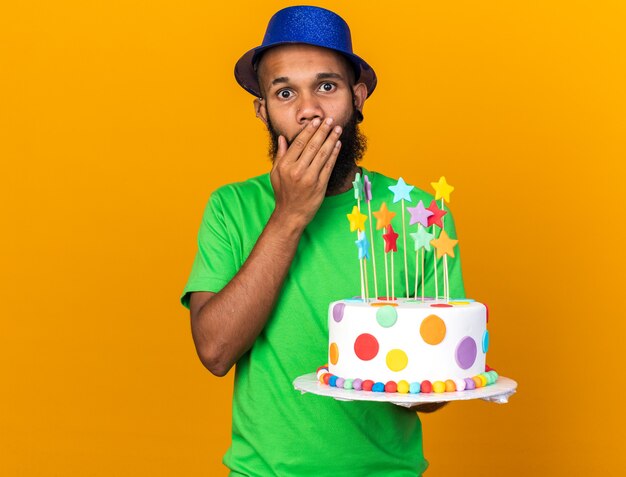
<box><xmin>277</xmin><ymin>89</ymin><xmax>293</xmax><ymax>100</ymax></box>
<box><xmin>319</xmin><ymin>82</ymin><xmax>336</xmax><ymax>92</ymax></box>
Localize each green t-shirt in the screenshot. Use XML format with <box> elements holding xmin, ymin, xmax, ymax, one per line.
<box><xmin>182</xmin><ymin>169</ymin><xmax>464</xmax><ymax>476</ymax></box>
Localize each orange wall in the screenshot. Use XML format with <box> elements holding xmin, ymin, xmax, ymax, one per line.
<box><xmin>1</xmin><ymin>1</ymin><xmax>625</xmax><ymax>475</ymax></box>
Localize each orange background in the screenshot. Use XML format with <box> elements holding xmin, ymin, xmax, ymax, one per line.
<box><xmin>1</xmin><ymin>1</ymin><xmax>625</xmax><ymax>475</ymax></box>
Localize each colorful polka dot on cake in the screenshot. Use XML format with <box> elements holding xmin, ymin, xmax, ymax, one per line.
<box><xmin>420</xmin><ymin>314</ymin><xmax>446</xmax><ymax>345</ymax></box>
<box><xmin>455</xmin><ymin>336</ymin><xmax>477</xmax><ymax>369</ymax></box>
<box><xmin>354</xmin><ymin>333</ymin><xmax>379</xmax><ymax>361</ymax></box>
<box><xmin>329</xmin><ymin>342</ymin><xmax>339</xmax><ymax>365</ymax></box>
<box><xmin>376</xmin><ymin>305</ymin><xmax>398</xmax><ymax>327</ymax></box>
<box><xmin>386</xmin><ymin>349</ymin><xmax>408</xmax><ymax>372</ymax></box>
<box><xmin>332</xmin><ymin>302</ymin><xmax>345</xmax><ymax>322</ymax></box>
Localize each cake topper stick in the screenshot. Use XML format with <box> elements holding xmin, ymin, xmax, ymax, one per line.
<box><xmin>441</xmin><ymin>200</ymin><xmax>449</xmax><ymax>301</ymax></box>
<box><xmin>363</xmin><ymin>175</ymin><xmax>378</xmax><ymax>298</ymax></box>
<box><xmin>388</xmin><ymin>177</ymin><xmax>414</xmax><ymax>299</ymax></box>
<box><xmin>408</xmin><ymin>200</ymin><xmax>434</xmax><ymax>300</ymax></box>
<box><xmin>373</xmin><ymin>202</ymin><xmax>396</xmax><ymax>300</ymax></box>
<box><xmin>355</xmin><ymin>231</ymin><xmax>370</xmax><ymax>303</ymax></box>
<box><xmin>430</xmin><ymin>229</ymin><xmax>458</xmax><ymax>302</ymax></box>
<box><xmin>410</xmin><ymin>224</ymin><xmax>434</xmax><ymax>303</ymax></box>
<box><xmin>431</xmin><ymin>176</ymin><xmax>454</xmax><ymax>301</ymax></box>
<box><xmin>364</xmin><ymin>258</ymin><xmax>370</xmax><ymax>302</ymax></box>
<box><xmin>421</xmin><ymin>248</ymin><xmax>425</xmax><ymax>302</ymax></box>
<box><xmin>347</xmin><ymin>199</ymin><xmax>368</xmax><ymax>301</ymax></box>
<box><xmin>359</xmin><ymin>256</ymin><xmax>366</xmax><ymax>301</ymax></box>
<box><xmin>383</xmin><ymin>224</ymin><xmax>399</xmax><ymax>301</ymax></box>
<box><xmin>356</xmin><ymin>231</ymin><xmax>371</xmax><ymax>303</ymax></box>
<box><xmin>414</xmin><ymin>251</ymin><xmax>419</xmax><ymax>299</ymax></box>
<box><xmin>426</xmin><ymin>198</ymin><xmax>448</xmax><ymax>300</ymax></box>
<box><xmin>383</xmin><ymin>239</ymin><xmax>389</xmax><ymax>300</ymax></box>
<box><xmin>433</xmin><ymin>248</ymin><xmax>439</xmax><ymax>300</ymax></box>
<box><xmin>391</xmin><ymin>250</ymin><xmax>395</xmax><ymax>300</ymax></box>
<box><xmin>401</xmin><ymin>203</ymin><xmax>408</xmax><ymax>298</ymax></box>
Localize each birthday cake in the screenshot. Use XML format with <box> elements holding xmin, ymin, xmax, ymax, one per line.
<box><xmin>316</xmin><ymin>175</ymin><xmax>499</xmax><ymax>395</ymax></box>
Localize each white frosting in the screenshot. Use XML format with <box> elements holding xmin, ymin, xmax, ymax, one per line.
<box><xmin>328</xmin><ymin>299</ymin><xmax>487</xmax><ymax>384</ymax></box>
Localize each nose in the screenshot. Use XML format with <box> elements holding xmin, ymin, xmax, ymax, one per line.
<box><xmin>296</xmin><ymin>92</ymin><xmax>323</xmax><ymax>124</ymax></box>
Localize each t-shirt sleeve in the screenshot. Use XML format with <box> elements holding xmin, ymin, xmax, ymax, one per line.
<box><xmin>180</xmin><ymin>190</ymin><xmax>239</xmax><ymax>309</ymax></box>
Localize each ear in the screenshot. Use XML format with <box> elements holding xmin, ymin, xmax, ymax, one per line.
<box><xmin>352</xmin><ymin>82</ymin><xmax>368</xmax><ymax>114</ymax></box>
<box><xmin>253</xmin><ymin>97</ymin><xmax>268</xmax><ymax>126</ymax></box>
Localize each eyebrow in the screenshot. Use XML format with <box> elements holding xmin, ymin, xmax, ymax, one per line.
<box><xmin>270</xmin><ymin>72</ymin><xmax>344</xmax><ymax>87</ymax></box>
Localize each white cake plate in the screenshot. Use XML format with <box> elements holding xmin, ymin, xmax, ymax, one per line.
<box><xmin>293</xmin><ymin>373</ymin><xmax>517</xmax><ymax>408</ymax></box>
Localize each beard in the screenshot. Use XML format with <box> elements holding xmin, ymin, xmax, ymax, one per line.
<box><xmin>266</xmin><ymin>108</ymin><xmax>367</xmax><ymax>195</ymax></box>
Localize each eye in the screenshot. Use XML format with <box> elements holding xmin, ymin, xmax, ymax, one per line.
<box><xmin>277</xmin><ymin>89</ymin><xmax>293</xmax><ymax>100</ymax></box>
<box><xmin>319</xmin><ymin>82</ymin><xmax>336</xmax><ymax>92</ymax></box>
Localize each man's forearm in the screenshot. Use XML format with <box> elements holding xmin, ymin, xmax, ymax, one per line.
<box><xmin>190</xmin><ymin>212</ymin><xmax>304</xmax><ymax>376</ymax></box>
<box><xmin>190</xmin><ymin>117</ymin><xmax>342</xmax><ymax>376</ymax></box>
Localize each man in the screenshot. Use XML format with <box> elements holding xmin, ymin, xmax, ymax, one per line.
<box><xmin>181</xmin><ymin>6</ymin><xmax>464</xmax><ymax>476</ymax></box>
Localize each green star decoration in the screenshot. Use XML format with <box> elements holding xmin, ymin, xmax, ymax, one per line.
<box><xmin>410</xmin><ymin>225</ymin><xmax>435</xmax><ymax>251</ymax></box>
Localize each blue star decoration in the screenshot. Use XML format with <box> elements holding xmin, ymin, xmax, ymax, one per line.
<box><xmin>410</xmin><ymin>225</ymin><xmax>435</xmax><ymax>252</ymax></box>
<box><xmin>388</xmin><ymin>177</ymin><xmax>414</xmax><ymax>203</ymax></box>
<box><xmin>355</xmin><ymin>231</ymin><xmax>370</xmax><ymax>260</ymax></box>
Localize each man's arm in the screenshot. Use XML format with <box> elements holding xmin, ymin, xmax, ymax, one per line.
<box><xmin>189</xmin><ymin>118</ymin><xmax>343</xmax><ymax>376</ymax></box>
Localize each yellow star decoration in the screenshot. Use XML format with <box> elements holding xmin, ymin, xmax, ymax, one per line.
<box><xmin>431</xmin><ymin>176</ymin><xmax>455</xmax><ymax>203</ymax></box>
<box><xmin>372</xmin><ymin>202</ymin><xmax>396</xmax><ymax>230</ymax></box>
<box><xmin>430</xmin><ymin>230</ymin><xmax>459</xmax><ymax>259</ymax></box>
<box><xmin>346</xmin><ymin>206</ymin><xmax>368</xmax><ymax>232</ymax></box>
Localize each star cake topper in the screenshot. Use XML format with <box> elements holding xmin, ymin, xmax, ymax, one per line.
<box><xmin>355</xmin><ymin>231</ymin><xmax>370</xmax><ymax>260</ymax></box>
<box><xmin>363</xmin><ymin>174</ymin><xmax>372</xmax><ymax>202</ymax></box>
<box><xmin>410</xmin><ymin>226</ymin><xmax>435</xmax><ymax>252</ymax></box>
<box><xmin>407</xmin><ymin>200</ymin><xmax>433</xmax><ymax>227</ymax></box>
<box><xmin>382</xmin><ymin>224</ymin><xmax>399</xmax><ymax>253</ymax></box>
<box><xmin>430</xmin><ymin>230</ymin><xmax>458</xmax><ymax>259</ymax></box>
<box><xmin>431</xmin><ymin>176</ymin><xmax>455</xmax><ymax>203</ymax></box>
<box><xmin>352</xmin><ymin>172</ymin><xmax>364</xmax><ymax>201</ymax></box>
<box><xmin>372</xmin><ymin>202</ymin><xmax>396</xmax><ymax>230</ymax></box>
<box><xmin>347</xmin><ymin>205</ymin><xmax>368</xmax><ymax>232</ymax></box>
<box><xmin>388</xmin><ymin>177</ymin><xmax>414</xmax><ymax>203</ymax></box>
<box><xmin>426</xmin><ymin>200</ymin><xmax>447</xmax><ymax>228</ymax></box>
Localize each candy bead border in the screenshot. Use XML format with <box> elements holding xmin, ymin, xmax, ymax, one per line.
<box><xmin>316</xmin><ymin>365</ymin><xmax>499</xmax><ymax>394</ymax></box>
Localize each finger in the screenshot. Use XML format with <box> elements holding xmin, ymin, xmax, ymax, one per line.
<box><xmin>275</xmin><ymin>135</ymin><xmax>288</xmax><ymax>161</ymax></box>
<box><xmin>283</xmin><ymin>118</ymin><xmax>323</xmax><ymax>164</ymax></box>
<box><xmin>295</xmin><ymin>117</ymin><xmax>337</xmax><ymax>168</ymax></box>
<box><xmin>309</xmin><ymin>124</ymin><xmax>342</xmax><ymax>174</ymax></box>
<box><xmin>317</xmin><ymin>139</ymin><xmax>341</xmax><ymax>187</ymax></box>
